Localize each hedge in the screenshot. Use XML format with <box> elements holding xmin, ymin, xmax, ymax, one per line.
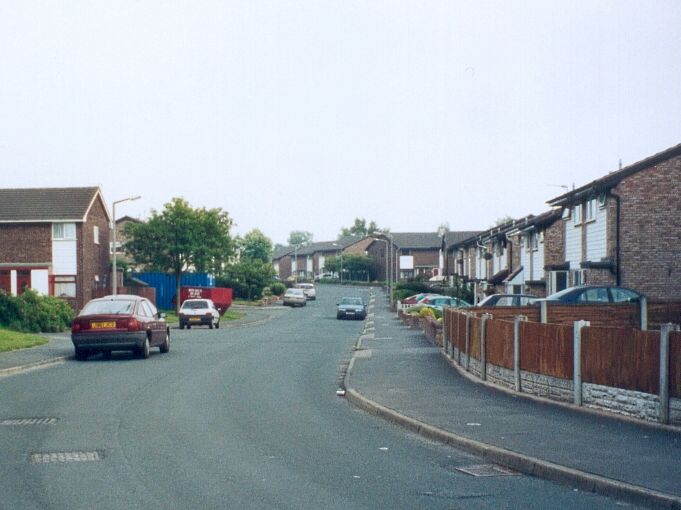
<box><xmin>0</xmin><ymin>290</ymin><xmax>75</xmax><ymax>333</ymax></box>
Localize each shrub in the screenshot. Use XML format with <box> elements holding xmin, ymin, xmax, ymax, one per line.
<box><xmin>270</xmin><ymin>282</ymin><xmax>286</xmax><ymax>296</ymax></box>
<box><xmin>0</xmin><ymin>290</ymin><xmax>74</xmax><ymax>333</ymax></box>
<box><xmin>419</xmin><ymin>307</ymin><xmax>436</xmax><ymax>319</ymax></box>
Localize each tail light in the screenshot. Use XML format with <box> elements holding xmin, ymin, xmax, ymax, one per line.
<box><xmin>127</xmin><ymin>318</ymin><xmax>140</xmax><ymax>331</ymax></box>
<box><xmin>71</xmin><ymin>321</ymin><xmax>81</xmax><ymax>333</ymax></box>
<box><xmin>205</xmin><ymin>312</ymin><xmax>212</xmax><ymax>317</ymax></box>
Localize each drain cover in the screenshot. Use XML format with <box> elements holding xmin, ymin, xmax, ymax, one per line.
<box><xmin>30</xmin><ymin>451</ymin><xmax>103</xmax><ymax>464</ymax></box>
<box><xmin>1</xmin><ymin>418</ymin><xmax>58</xmax><ymax>426</ymax></box>
<box><xmin>454</xmin><ymin>464</ymin><xmax>518</xmax><ymax>477</ymax></box>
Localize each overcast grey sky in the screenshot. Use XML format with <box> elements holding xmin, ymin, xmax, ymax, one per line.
<box><xmin>1</xmin><ymin>1</ymin><xmax>680</xmax><ymax>245</ymax></box>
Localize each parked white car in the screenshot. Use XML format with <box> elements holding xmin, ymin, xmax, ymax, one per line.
<box><xmin>283</xmin><ymin>288</ymin><xmax>307</xmax><ymax>307</ymax></box>
<box><xmin>295</xmin><ymin>283</ymin><xmax>316</xmax><ymax>300</ymax></box>
<box><xmin>179</xmin><ymin>298</ymin><xmax>221</xmax><ymax>329</ymax></box>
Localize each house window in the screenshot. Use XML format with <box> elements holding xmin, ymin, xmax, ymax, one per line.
<box><xmin>53</xmin><ymin>223</ymin><xmax>76</xmax><ymax>240</ymax></box>
<box><xmin>94</xmin><ymin>226</ymin><xmax>100</xmax><ymax>244</ymax></box>
<box><xmin>54</xmin><ymin>276</ymin><xmax>76</xmax><ymax>298</ymax></box>
<box><xmin>573</xmin><ymin>205</ymin><xmax>582</xmax><ymax>225</ymax></box>
<box><xmin>585</xmin><ymin>199</ymin><xmax>595</xmax><ymax>221</ymax></box>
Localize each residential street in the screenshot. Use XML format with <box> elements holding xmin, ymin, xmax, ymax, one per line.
<box><xmin>0</xmin><ymin>286</ymin><xmax>650</xmax><ymax>509</ymax></box>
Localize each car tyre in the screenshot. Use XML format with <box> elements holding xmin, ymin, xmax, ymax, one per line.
<box><xmin>209</xmin><ymin>320</ymin><xmax>214</xmax><ymax>329</ymax></box>
<box><xmin>179</xmin><ymin>323</ymin><xmax>185</xmax><ymax>330</ymax></box>
<box><xmin>159</xmin><ymin>331</ymin><xmax>170</xmax><ymax>353</ymax></box>
<box><xmin>187</xmin><ymin>324</ymin><xmax>191</xmax><ymax>330</ymax></box>
<box><xmin>75</xmin><ymin>348</ymin><xmax>88</xmax><ymax>361</ymax></box>
<box><xmin>138</xmin><ymin>337</ymin><xmax>150</xmax><ymax>359</ymax></box>
<box><xmin>215</xmin><ymin>319</ymin><xmax>220</xmax><ymax>329</ymax></box>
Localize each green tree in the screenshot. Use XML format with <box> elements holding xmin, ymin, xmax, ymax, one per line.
<box><xmin>241</xmin><ymin>229</ymin><xmax>273</xmax><ymax>263</ymax></box>
<box><xmin>219</xmin><ymin>258</ymin><xmax>275</xmax><ymax>301</ymax></box>
<box><xmin>287</xmin><ymin>230</ymin><xmax>313</xmax><ymax>248</ymax></box>
<box><xmin>339</xmin><ymin>218</ymin><xmax>384</xmax><ymax>238</ymax></box>
<box><xmin>324</xmin><ymin>254</ymin><xmax>375</xmax><ymax>281</ymax></box>
<box><xmin>124</xmin><ymin>197</ymin><xmax>234</xmax><ymax>311</ymax></box>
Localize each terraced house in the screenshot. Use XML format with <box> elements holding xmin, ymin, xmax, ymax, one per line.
<box><xmin>547</xmin><ymin>142</ymin><xmax>681</xmax><ymax>300</ymax></box>
<box><xmin>0</xmin><ymin>186</ymin><xmax>111</xmax><ymax>310</ymax></box>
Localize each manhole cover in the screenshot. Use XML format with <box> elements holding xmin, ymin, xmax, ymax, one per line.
<box><xmin>1</xmin><ymin>418</ymin><xmax>58</xmax><ymax>426</ymax></box>
<box><xmin>454</xmin><ymin>464</ymin><xmax>518</xmax><ymax>477</ymax></box>
<box><xmin>30</xmin><ymin>451</ymin><xmax>103</xmax><ymax>464</ymax></box>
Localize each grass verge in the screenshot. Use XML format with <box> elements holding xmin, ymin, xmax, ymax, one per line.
<box><xmin>0</xmin><ymin>327</ymin><xmax>49</xmax><ymax>353</ymax></box>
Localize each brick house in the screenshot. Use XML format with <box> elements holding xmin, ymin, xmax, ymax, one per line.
<box><xmin>365</xmin><ymin>231</ymin><xmax>478</xmax><ymax>282</ymax></box>
<box><xmin>505</xmin><ymin>210</ymin><xmax>562</xmax><ymax>297</ymax></box>
<box><xmin>546</xmin><ymin>142</ymin><xmax>681</xmax><ymax>300</ymax></box>
<box><xmin>272</xmin><ymin>236</ymin><xmax>364</xmax><ymax>281</ymax></box>
<box><xmin>0</xmin><ymin>187</ymin><xmax>111</xmax><ymax>310</ymax></box>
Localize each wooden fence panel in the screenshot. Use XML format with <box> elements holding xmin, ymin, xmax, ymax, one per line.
<box><xmin>545</xmin><ymin>303</ymin><xmax>639</xmax><ymax>328</ymax></box>
<box><xmin>671</xmin><ymin>331</ymin><xmax>681</xmax><ymax>398</ymax></box>
<box><xmin>485</xmin><ymin>319</ymin><xmax>514</xmax><ymax>369</ymax></box>
<box><xmin>648</xmin><ymin>301</ymin><xmax>681</xmax><ymax>329</ymax></box>
<box><xmin>581</xmin><ymin>327</ymin><xmax>659</xmax><ymax>394</ymax></box>
<box><xmin>519</xmin><ymin>321</ymin><xmax>573</xmax><ymax>379</ymax></box>
<box><xmin>469</xmin><ymin>316</ymin><xmax>482</xmax><ymax>360</ymax></box>
<box><xmin>455</xmin><ymin>312</ymin><xmax>466</xmax><ymax>352</ymax></box>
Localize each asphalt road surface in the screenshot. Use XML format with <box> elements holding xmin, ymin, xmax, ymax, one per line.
<box><xmin>0</xmin><ymin>286</ymin><xmax>640</xmax><ymax>509</ymax></box>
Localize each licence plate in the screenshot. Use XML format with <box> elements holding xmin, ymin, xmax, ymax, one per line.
<box><xmin>190</xmin><ymin>317</ymin><xmax>202</xmax><ymax>322</ymax></box>
<box><xmin>91</xmin><ymin>322</ymin><xmax>115</xmax><ymax>329</ymax></box>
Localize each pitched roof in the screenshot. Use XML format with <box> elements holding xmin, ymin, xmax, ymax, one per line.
<box><xmin>273</xmin><ymin>236</ymin><xmax>363</xmax><ymax>258</ymax></box>
<box><xmin>0</xmin><ymin>187</ymin><xmax>107</xmax><ymax>223</ymax></box>
<box><xmin>547</xmin><ymin>142</ymin><xmax>681</xmax><ymax>207</ymax></box>
<box><xmin>385</xmin><ymin>231</ymin><xmax>481</xmax><ymax>250</ymax></box>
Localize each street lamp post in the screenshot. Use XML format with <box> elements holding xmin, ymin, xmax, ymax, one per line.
<box><xmin>332</xmin><ymin>243</ymin><xmax>343</xmax><ymax>285</ymax></box>
<box><xmin>111</xmin><ymin>195</ymin><xmax>141</xmax><ymax>295</ymax></box>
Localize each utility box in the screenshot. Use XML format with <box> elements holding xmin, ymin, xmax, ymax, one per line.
<box><xmin>180</xmin><ymin>286</ymin><xmax>233</xmax><ymax>315</ymax></box>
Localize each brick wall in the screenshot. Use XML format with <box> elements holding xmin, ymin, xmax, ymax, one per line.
<box><xmin>613</xmin><ymin>153</ymin><xmax>681</xmax><ymax>300</ymax></box>
<box><xmin>0</xmin><ymin>223</ymin><xmax>52</xmax><ymax>264</ymax></box>
<box><xmin>77</xmin><ymin>196</ymin><xmax>111</xmax><ymax>310</ymax></box>
<box><xmin>543</xmin><ymin>218</ymin><xmax>565</xmax><ymax>268</ymax></box>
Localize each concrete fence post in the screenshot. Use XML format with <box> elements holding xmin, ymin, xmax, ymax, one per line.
<box><xmin>480</xmin><ymin>313</ymin><xmax>492</xmax><ymax>381</ymax></box>
<box><xmin>513</xmin><ymin>315</ymin><xmax>527</xmax><ymax>392</ymax></box>
<box><xmin>540</xmin><ymin>301</ymin><xmax>548</xmax><ymax>324</ymax></box>
<box><xmin>464</xmin><ymin>313</ymin><xmax>471</xmax><ymax>371</ymax></box>
<box><xmin>573</xmin><ymin>320</ymin><xmax>590</xmax><ymax>406</ymax></box>
<box><xmin>640</xmin><ymin>296</ymin><xmax>648</xmax><ymax>331</ymax></box>
<box><xmin>659</xmin><ymin>323</ymin><xmax>680</xmax><ymax>424</ymax></box>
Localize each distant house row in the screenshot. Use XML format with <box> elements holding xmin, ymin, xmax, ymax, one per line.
<box><xmin>275</xmin><ymin>142</ymin><xmax>681</xmax><ymax>302</ymax></box>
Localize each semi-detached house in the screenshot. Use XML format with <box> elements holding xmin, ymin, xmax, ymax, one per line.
<box><xmin>0</xmin><ymin>187</ymin><xmax>111</xmax><ymax>310</ymax></box>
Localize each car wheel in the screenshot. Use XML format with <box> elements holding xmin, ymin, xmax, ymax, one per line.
<box><xmin>209</xmin><ymin>320</ymin><xmax>214</xmax><ymax>329</ymax></box>
<box><xmin>138</xmin><ymin>337</ymin><xmax>150</xmax><ymax>359</ymax></box>
<box><xmin>215</xmin><ymin>319</ymin><xmax>220</xmax><ymax>329</ymax></box>
<box><xmin>75</xmin><ymin>348</ymin><xmax>88</xmax><ymax>361</ymax></box>
<box><xmin>179</xmin><ymin>323</ymin><xmax>185</xmax><ymax>330</ymax></box>
<box><xmin>187</xmin><ymin>324</ymin><xmax>191</xmax><ymax>330</ymax></box>
<box><xmin>337</xmin><ymin>314</ymin><xmax>343</xmax><ymax>320</ymax></box>
<box><xmin>159</xmin><ymin>331</ymin><xmax>170</xmax><ymax>353</ymax></box>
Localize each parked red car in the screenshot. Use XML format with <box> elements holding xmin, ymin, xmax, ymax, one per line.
<box><xmin>71</xmin><ymin>295</ymin><xmax>170</xmax><ymax>360</ymax></box>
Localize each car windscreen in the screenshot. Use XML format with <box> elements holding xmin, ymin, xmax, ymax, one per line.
<box><xmin>181</xmin><ymin>300</ymin><xmax>209</xmax><ymax>309</ymax></box>
<box><xmin>340</xmin><ymin>298</ymin><xmax>363</xmax><ymax>305</ymax></box>
<box><xmin>80</xmin><ymin>299</ymin><xmax>136</xmax><ymax>316</ymax></box>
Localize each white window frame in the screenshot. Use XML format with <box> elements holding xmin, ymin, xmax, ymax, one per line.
<box><xmin>54</xmin><ymin>275</ymin><xmax>76</xmax><ymax>298</ymax></box>
<box><xmin>573</xmin><ymin>205</ymin><xmax>582</xmax><ymax>225</ymax></box>
<box><xmin>585</xmin><ymin>199</ymin><xmax>595</xmax><ymax>222</ymax></box>
<box><xmin>53</xmin><ymin>223</ymin><xmax>76</xmax><ymax>240</ymax></box>
<box><xmin>94</xmin><ymin>226</ymin><xmax>100</xmax><ymax>244</ymax></box>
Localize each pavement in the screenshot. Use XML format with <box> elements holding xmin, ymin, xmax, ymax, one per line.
<box><xmin>345</xmin><ymin>291</ymin><xmax>681</xmax><ymax>509</ymax></box>
<box><xmin>3</xmin><ymin>296</ymin><xmax>680</xmax><ymax>508</ymax></box>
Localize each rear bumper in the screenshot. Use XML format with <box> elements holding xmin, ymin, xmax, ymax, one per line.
<box><xmin>179</xmin><ymin>316</ymin><xmax>214</xmax><ymax>326</ymax></box>
<box><xmin>72</xmin><ymin>331</ymin><xmax>146</xmax><ymax>351</ymax></box>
